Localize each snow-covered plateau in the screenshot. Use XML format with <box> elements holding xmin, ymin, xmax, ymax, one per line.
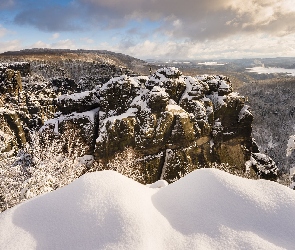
<box><xmin>0</xmin><ymin>168</ymin><xmax>294</xmax><ymax>250</ymax></box>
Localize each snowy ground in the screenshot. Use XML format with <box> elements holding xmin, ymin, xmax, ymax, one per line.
<box><xmin>0</xmin><ymin>169</ymin><xmax>295</xmax><ymax>250</ymax></box>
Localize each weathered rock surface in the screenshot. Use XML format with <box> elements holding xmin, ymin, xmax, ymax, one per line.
<box><xmin>0</xmin><ymin>64</ymin><xmax>30</xmax><ymax>151</ymax></box>
<box><xmin>0</xmin><ymin>67</ymin><xmax>22</xmax><ymax>96</ymax></box>
<box><xmin>94</xmin><ymin>67</ymin><xmax>260</xmax><ymax>183</ymax></box>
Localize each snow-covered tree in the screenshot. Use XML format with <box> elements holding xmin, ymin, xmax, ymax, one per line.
<box><xmin>93</xmin><ymin>147</ymin><xmax>145</xmax><ymax>183</ymax></box>
<box><xmin>286</xmin><ymin>135</ymin><xmax>295</xmax><ymax>157</ymax></box>
<box><xmin>287</xmin><ymin>134</ymin><xmax>295</xmax><ymax>189</ymax></box>
<box><xmin>0</xmin><ymin>129</ymin><xmax>92</xmax><ymax>212</ymax></box>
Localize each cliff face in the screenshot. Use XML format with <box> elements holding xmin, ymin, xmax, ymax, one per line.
<box><xmin>92</xmin><ymin>67</ymin><xmax>258</xmax><ymax>183</ymax></box>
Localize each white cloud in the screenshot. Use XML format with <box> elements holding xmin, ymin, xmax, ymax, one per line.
<box><xmin>98</xmin><ymin>33</ymin><xmax>295</xmax><ymax>60</ymax></box>
<box><xmin>12</xmin><ymin>0</ymin><xmax>295</xmax><ymax>55</ymax></box>
<box><xmin>31</xmin><ymin>41</ymin><xmax>50</xmax><ymax>48</ymax></box>
<box><xmin>5</xmin><ymin>0</ymin><xmax>295</xmax><ymax>60</ymax></box>
<box><xmin>51</xmin><ymin>39</ymin><xmax>76</xmax><ymax>49</ymax></box>
<box><xmin>80</xmin><ymin>37</ymin><xmax>94</xmax><ymax>44</ymax></box>
<box><xmin>30</xmin><ymin>39</ymin><xmax>76</xmax><ymax>50</ymax></box>
<box><xmin>0</xmin><ymin>25</ymin><xmax>8</xmax><ymax>38</ymax></box>
<box><xmin>0</xmin><ymin>40</ymin><xmax>22</xmax><ymax>53</ymax></box>
<box><xmin>51</xmin><ymin>33</ymin><xmax>60</xmax><ymax>40</ymax></box>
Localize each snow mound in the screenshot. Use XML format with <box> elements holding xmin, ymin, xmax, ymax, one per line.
<box><xmin>1</xmin><ymin>169</ymin><xmax>295</xmax><ymax>250</ymax></box>
<box><xmin>149</xmin><ymin>180</ymin><xmax>168</xmax><ymax>188</ymax></box>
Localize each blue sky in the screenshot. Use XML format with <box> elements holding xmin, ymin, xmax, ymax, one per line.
<box><xmin>1</xmin><ymin>0</ymin><xmax>295</xmax><ymax>60</ymax></box>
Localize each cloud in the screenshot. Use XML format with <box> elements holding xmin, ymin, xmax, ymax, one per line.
<box><xmin>14</xmin><ymin>4</ymin><xmax>82</xmax><ymax>31</ymax></box>
<box><xmin>0</xmin><ymin>40</ymin><xmax>22</xmax><ymax>53</ymax></box>
<box><xmin>80</xmin><ymin>37</ymin><xmax>94</xmax><ymax>44</ymax></box>
<box><xmin>51</xmin><ymin>33</ymin><xmax>60</xmax><ymax>40</ymax></box>
<box><xmin>0</xmin><ymin>0</ymin><xmax>14</xmax><ymax>9</ymax></box>
<box><xmin>0</xmin><ymin>25</ymin><xmax>8</xmax><ymax>38</ymax></box>
<box><xmin>31</xmin><ymin>40</ymin><xmax>50</xmax><ymax>48</ymax></box>
<box><xmin>77</xmin><ymin>0</ymin><xmax>295</xmax><ymax>40</ymax></box>
<box><xmin>11</xmin><ymin>0</ymin><xmax>295</xmax><ymax>42</ymax></box>
<box><xmin>31</xmin><ymin>39</ymin><xmax>77</xmax><ymax>50</ymax></box>
<box><xmin>100</xmin><ymin>33</ymin><xmax>295</xmax><ymax>60</ymax></box>
<box><xmin>51</xmin><ymin>39</ymin><xmax>76</xmax><ymax>49</ymax></box>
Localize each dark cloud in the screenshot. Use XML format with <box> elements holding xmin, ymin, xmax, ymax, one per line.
<box><xmin>14</xmin><ymin>4</ymin><xmax>83</xmax><ymax>31</ymax></box>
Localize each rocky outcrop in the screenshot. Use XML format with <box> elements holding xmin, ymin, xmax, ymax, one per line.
<box><xmin>51</xmin><ymin>77</ymin><xmax>78</xmax><ymax>95</ymax></box>
<box><xmin>1</xmin><ymin>61</ymin><xmax>275</xmax><ymax>183</ymax></box>
<box><xmin>0</xmin><ymin>63</ymin><xmax>59</xmax><ymax>151</ymax></box>
<box><xmin>0</xmin><ymin>64</ymin><xmax>29</xmax><ymax>151</ymax></box>
<box><xmin>0</xmin><ymin>67</ymin><xmax>22</xmax><ymax>96</ymax></box>
<box><xmin>94</xmin><ymin>67</ymin><xmax>259</xmax><ymax>183</ymax></box>
<box><xmin>0</xmin><ymin>59</ymin><xmax>138</xmax><ymax>154</ymax></box>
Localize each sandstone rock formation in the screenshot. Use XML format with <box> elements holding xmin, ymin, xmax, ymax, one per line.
<box><xmin>93</xmin><ymin>67</ymin><xmax>259</xmax><ymax>183</ymax></box>
<box><xmin>1</xmin><ymin>61</ymin><xmax>275</xmax><ymax>183</ymax></box>
<box><xmin>0</xmin><ymin>64</ymin><xmax>29</xmax><ymax>151</ymax></box>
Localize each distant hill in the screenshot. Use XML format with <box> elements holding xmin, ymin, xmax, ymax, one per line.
<box><xmin>0</xmin><ymin>48</ymin><xmax>152</xmax><ymax>75</ymax></box>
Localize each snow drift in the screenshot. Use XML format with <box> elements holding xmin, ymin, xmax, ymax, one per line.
<box><xmin>0</xmin><ymin>169</ymin><xmax>295</xmax><ymax>250</ymax></box>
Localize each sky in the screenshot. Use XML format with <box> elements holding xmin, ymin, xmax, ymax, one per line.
<box><xmin>1</xmin><ymin>0</ymin><xmax>295</xmax><ymax>60</ymax></box>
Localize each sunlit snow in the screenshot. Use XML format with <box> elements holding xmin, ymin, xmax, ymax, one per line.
<box><xmin>0</xmin><ymin>169</ymin><xmax>295</xmax><ymax>249</ymax></box>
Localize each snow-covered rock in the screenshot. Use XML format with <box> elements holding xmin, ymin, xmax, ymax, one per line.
<box><xmin>246</xmin><ymin>153</ymin><xmax>278</xmax><ymax>180</ymax></box>
<box><xmin>95</xmin><ymin>67</ymin><xmax>259</xmax><ymax>183</ymax></box>
<box><xmin>57</xmin><ymin>90</ymin><xmax>99</xmax><ymax>114</ymax></box>
<box><xmin>0</xmin><ymin>62</ymin><xmax>267</xmax><ymax>184</ymax></box>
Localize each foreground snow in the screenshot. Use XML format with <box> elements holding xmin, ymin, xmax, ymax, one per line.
<box><xmin>0</xmin><ymin>169</ymin><xmax>295</xmax><ymax>250</ymax></box>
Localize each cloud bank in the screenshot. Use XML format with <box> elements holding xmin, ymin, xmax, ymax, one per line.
<box><xmin>13</xmin><ymin>0</ymin><xmax>295</xmax><ymax>40</ymax></box>
<box><xmin>1</xmin><ymin>0</ymin><xmax>295</xmax><ymax>59</ymax></box>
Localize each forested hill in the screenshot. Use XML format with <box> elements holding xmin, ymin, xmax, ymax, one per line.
<box><xmin>0</xmin><ymin>48</ymin><xmax>151</xmax><ymax>77</ymax></box>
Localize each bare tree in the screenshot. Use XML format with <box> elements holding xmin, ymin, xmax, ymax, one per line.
<box><xmin>93</xmin><ymin>147</ymin><xmax>145</xmax><ymax>183</ymax></box>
